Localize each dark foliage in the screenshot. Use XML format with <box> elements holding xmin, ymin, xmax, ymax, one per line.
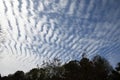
<box><xmin>0</xmin><ymin>55</ymin><xmax>120</xmax><ymax>80</ymax></box>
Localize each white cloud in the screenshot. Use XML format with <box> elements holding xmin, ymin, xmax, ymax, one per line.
<box><xmin>0</xmin><ymin>0</ymin><xmax>120</xmax><ymax>76</ymax></box>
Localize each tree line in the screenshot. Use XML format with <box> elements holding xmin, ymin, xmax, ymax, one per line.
<box><xmin>0</xmin><ymin>55</ymin><xmax>120</xmax><ymax>80</ymax></box>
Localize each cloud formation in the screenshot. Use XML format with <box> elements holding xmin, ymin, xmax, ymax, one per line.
<box><xmin>0</xmin><ymin>0</ymin><xmax>120</xmax><ymax>76</ymax></box>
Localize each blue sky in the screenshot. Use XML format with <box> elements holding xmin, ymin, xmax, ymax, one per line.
<box><xmin>0</xmin><ymin>0</ymin><xmax>120</xmax><ymax>76</ymax></box>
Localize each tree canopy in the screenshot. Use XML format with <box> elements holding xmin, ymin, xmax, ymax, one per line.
<box><xmin>0</xmin><ymin>55</ymin><xmax>120</xmax><ymax>80</ymax></box>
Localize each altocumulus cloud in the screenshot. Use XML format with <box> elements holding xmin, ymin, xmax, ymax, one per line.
<box><xmin>0</xmin><ymin>0</ymin><xmax>120</xmax><ymax>76</ymax></box>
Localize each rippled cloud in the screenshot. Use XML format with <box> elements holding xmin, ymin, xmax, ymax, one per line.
<box><xmin>0</xmin><ymin>0</ymin><xmax>120</xmax><ymax>76</ymax></box>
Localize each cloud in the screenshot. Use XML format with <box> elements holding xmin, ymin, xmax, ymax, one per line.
<box><xmin>0</xmin><ymin>0</ymin><xmax>120</xmax><ymax>76</ymax></box>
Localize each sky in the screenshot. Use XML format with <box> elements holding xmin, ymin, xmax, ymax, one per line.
<box><xmin>0</xmin><ymin>0</ymin><xmax>120</xmax><ymax>76</ymax></box>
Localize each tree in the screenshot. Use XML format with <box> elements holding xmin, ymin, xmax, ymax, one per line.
<box><xmin>26</xmin><ymin>68</ymin><xmax>40</xmax><ymax>80</ymax></box>
<box><xmin>109</xmin><ymin>63</ymin><xmax>120</xmax><ymax>80</ymax></box>
<box><xmin>42</xmin><ymin>58</ymin><xmax>64</xmax><ymax>80</ymax></box>
<box><xmin>0</xmin><ymin>55</ymin><xmax>120</xmax><ymax>80</ymax></box>
<box><xmin>92</xmin><ymin>55</ymin><xmax>112</xmax><ymax>80</ymax></box>
<box><xmin>116</xmin><ymin>62</ymin><xmax>120</xmax><ymax>73</ymax></box>
<box><xmin>13</xmin><ymin>71</ymin><xmax>25</xmax><ymax>80</ymax></box>
<box><xmin>63</xmin><ymin>60</ymin><xmax>80</xmax><ymax>80</ymax></box>
<box><xmin>79</xmin><ymin>58</ymin><xmax>94</xmax><ymax>80</ymax></box>
<box><xmin>0</xmin><ymin>74</ymin><xmax>1</xmax><ymax>79</ymax></box>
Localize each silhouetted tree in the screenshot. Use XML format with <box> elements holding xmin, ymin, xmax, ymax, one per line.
<box><xmin>26</xmin><ymin>68</ymin><xmax>40</xmax><ymax>80</ymax></box>
<box><xmin>0</xmin><ymin>74</ymin><xmax>1</xmax><ymax>80</ymax></box>
<box><xmin>92</xmin><ymin>55</ymin><xmax>112</xmax><ymax>80</ymax></box>
<box><xmin>13</xmin><ymin>71</ymin><xmax>25</xmax><ymax>80</ymax></box>
<box><xmin>0</xmin><ymin>55</ymin><xmax>120</xmax><ymax>80</ymax></box>
<box><xmin>42</xmin><ymin>58</ymin><xmax>64</xmax><ymax>80</ymax></box>
<box><xmin>109</xmin><ymin>63</ymin><xmax>120</xmax><ymax>80</ymax></box>
<box><xmin>63</xmin><ymin>60</ymin><xmax>80</xmax><ymax>80</ymax></box>
<box><xmin>79</xmin><ymin>58</ymin><xmax>94</xmax><ymax>80</ymax></box>
<box><xmin>116</xmin><ymin>62</ymin><xmax>120</xmax><ymax>73</ymax></box>
<box><xmin>1</xmin><ymin>76</ymin><xmax>8</xmax><ymax>80</ymax></box>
